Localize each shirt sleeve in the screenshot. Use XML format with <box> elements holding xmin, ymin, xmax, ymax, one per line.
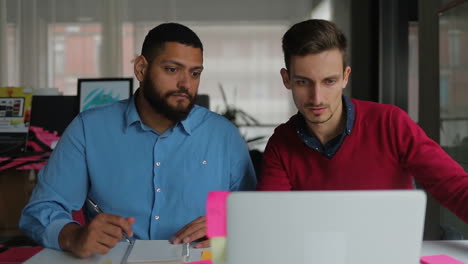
<box><xmin>19</xmin><ymin>114</ymin><xmax>89</xmax><ymax>249</ymax></box>
<box><xmin>227</xmin><ymin>126</ymin><xmax>257</xmax><ymax>191</ymax></box>
<box><xmin>392</xmin><ymin>107</ymin><xmax>468</xmax><ymax>223</ymax></box>
<box><xmin>257</xmin><ymin>130</ymin><xmax>292</xmax><ymax>191</ymax></box>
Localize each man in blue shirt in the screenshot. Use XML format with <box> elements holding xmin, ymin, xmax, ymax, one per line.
<box><xmin>20</xmin><ymin>23</ymin><xmax>256</xmax><ymax>258</ymax></box>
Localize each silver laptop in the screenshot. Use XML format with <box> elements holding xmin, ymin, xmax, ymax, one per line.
<box><xmin>226</xmin><ymin>191</ymin><xmax>426</xmax><ymax>264</ymax></box>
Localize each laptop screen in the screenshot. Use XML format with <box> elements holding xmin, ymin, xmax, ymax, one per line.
<box><xmin>0</xmin><ymin>87</ymin><xmax>33</xmax><ymax>155</ymax></box>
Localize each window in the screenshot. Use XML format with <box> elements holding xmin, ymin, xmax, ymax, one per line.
<box><xmin>49</xmin><ymin>24</ymin><xmax>102</xmax><ymax>95</ymax></box>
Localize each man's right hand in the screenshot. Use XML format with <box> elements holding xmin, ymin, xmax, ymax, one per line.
<box><xmin>58</xmin><ymin>213</ymin><xmax>135</xmax><ymax>258</ymax></box>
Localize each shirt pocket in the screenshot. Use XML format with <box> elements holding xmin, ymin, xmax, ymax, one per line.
<box><xmin>182</xmin><ymin>158</ymin><xmax>224</xmax><ymax>209</ymax></box>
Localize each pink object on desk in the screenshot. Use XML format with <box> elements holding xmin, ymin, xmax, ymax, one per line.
<box><xmin>0</xmin><ymin>126</ymin><xmax>59</xmax><ymax>170</ymax></box>
<box><xmin>0</xmin><ymin>153</ymin><xmax>50</xmax><ymax>171</ymax></box>
<box><xmin>420</xmin><ymin>254</ymin><xmax>465</xmax><ymax>264</ymax></box>
<box><xmin>0</xmin><ymin>246</ymin><xmax>43</xmax><ymax>263</ymax></box>
<box><xmin>28</xmin><ymin>126</ymin><xmax>60</xmax><ymax>149</ymax></box>
<box><xmin>206</xmin><ymin>191</ymin><xmax>230</xmax><ymax>238</ymax></box>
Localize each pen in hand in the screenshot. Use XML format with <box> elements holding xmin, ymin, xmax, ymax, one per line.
<box><xmin>86</xmin><ymin>197</ymin><xmax>133</xmax><ymax>245</ymax></box>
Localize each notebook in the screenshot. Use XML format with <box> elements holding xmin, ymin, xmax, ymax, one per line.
<box><xmin>226</xmin><ymin>190</ymin><xmax>426</xmax><ymax>264</ymax></box>
<box><xmin>126</xmin><ymin>240</ymin><xmax>189</xmax><ymax>264</ymax></box>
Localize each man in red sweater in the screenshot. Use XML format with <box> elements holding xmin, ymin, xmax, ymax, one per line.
<box><xmin>257</xmin><ymin>19</ymin><xmax>468</xmax><ymax>223</ymax></box>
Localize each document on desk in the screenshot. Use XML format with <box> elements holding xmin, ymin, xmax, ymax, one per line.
<box><xmin>25</xmin><ymin>240</ymin><xmax>204</xmax><ymax>264</ymax></box>
<box><xmin>126</xmin><ymin>240</ymin><xmax>189</xmax><ymax>264</ymax></box>
<box><xmin>24</xmin><ymin>242</ymin><xmax>129</xmax><ymax>264</ymax></box>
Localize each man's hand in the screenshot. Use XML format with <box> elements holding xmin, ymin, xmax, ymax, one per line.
<box><xmin>58</xmin><ymin>213</ymin><xmax>135</xmax><ymax>258</ymax></box>
<box><xmin>170</xmin><ymin>216</ymin><xmax>209</xmax><ymax>248</ymax></box>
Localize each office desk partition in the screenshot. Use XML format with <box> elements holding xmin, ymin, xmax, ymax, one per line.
<box><xmin>0</xmin><ymin>168</ymin><xmax>40</xmax><ymax>240</ymax></box>
<box><xmin>22</xmin><ymin>240</ymin><xmax>468</xmax><ymax>264</ymax></box>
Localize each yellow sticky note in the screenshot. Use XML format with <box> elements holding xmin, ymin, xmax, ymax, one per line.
<box><xmin>210</xmin><ymin>237</ymin><xmax>227</xmax><ymax>262</ymax></box>
<box><xmin>100</xmin><ymin>260</ymin><xmax>112</xmax><ymax>264</ymax></box>
<box><xmin>201</xmin><ymin>250</ymin><xmax>212</xmax><ymax>260</ymax></box>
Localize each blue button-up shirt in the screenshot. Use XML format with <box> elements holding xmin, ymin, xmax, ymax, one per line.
<box><xmin>20</xmin><ymin>95</ymin><xmax>256</xmax><ymax>249</ymax></box>
<box><xmin>295</xmin><ymin>96</ymin><xmax>355</xmax><ymax>158</ymax></box>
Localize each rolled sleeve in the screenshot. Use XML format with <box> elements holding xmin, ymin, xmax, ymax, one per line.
<box><xmin>45</xmin><ymin>219</ymin><xmax>79</xmax><ymax>250</ymax></box>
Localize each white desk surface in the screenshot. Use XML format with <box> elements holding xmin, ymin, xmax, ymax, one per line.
<box><xmin>25</xmin><ymin>240</ymin><xmax>468</xmax><ymax>264</ymax></box>
<box><xmin>420</xmin><ymin>240</ymin><xmax>468</xmax><ymax>262</ymax></box>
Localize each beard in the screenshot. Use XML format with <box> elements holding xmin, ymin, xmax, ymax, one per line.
<box><xmin>308</xmin><ymin>112</ymin><xmax>334</xmax><ymax>124</ymax></box>
<box><xmin>141</xmin><ymin>75</ymin><xmax>196</xmax><ymax>123</ymax></box>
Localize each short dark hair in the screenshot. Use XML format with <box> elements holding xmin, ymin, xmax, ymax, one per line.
<box><xmin>141</xmin><ymin>23</ymin><xmax>203</xmax><ymax>63</ymax></box>
<box><xmin>282</xmin><ymin>19</ymin><xmax>347</xmax><ymax>71</ymax></box>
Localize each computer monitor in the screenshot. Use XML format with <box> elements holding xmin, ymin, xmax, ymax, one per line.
<box><xmin>77</xmin><ymin>78</ymin><xmax>133</xmax><ymax>113</ymax></box>
<box><xmin>30</xmin><ymin>96</ymin><xmax>78</xmax><ymax>135</ymax></box>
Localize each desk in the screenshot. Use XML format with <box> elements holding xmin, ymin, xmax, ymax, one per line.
<box><xmin>420</xmin><ymin>240</ymin><xmax>468</xmax><ymax>261</ymax></box>
<box><xmin>23</xmin><ymin>240</ymin><xmax>468</xmax><ymax>263</ymax></box>
<box><xmin>0</xmin><ymin>149</ymin><xmax>51</xmax><ymax>240</ymax></box>
<box><xmin>0</xmin><ymin>169</ymin><xmax>37</xmax><ymax>240</ymax></box>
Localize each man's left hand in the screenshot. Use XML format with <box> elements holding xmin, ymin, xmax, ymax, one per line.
<box><xmin>170</xmin><ymin>216</ymin><xmax>209</xmax><ymax>248</ymax></box>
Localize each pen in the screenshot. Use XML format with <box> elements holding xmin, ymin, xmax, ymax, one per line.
<box><xmin>86</xmin><ymin>197</ymin><xmax>133</xmax><ymax>245</ymax></box>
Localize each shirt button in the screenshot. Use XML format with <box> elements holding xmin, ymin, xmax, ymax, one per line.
<box><xmin>156</xmin><ymin>188</ymin><xmax>161</xmax><ymax>192</ymax></box>
<box><xmin>155</xmin><ymin>216</ymin><xmax>160</xmax><ymax>220</ymax></box>
<box><xmin>155</xmin><ymin>162</ymin><xmax>161</xmax><ymax>166</ymax></box>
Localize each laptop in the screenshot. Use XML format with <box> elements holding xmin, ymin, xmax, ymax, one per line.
<box><xmin>227</xmin><ymin>191</ymin><xmax>426</xmax><ymax>264</ymax></box>
<box><xmin>0</xmin><ymin>95</ymin><xmax>31</xmax><ymax>155</ymax></box>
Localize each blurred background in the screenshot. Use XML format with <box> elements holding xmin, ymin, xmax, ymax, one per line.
<box><xmin>0</xmin><ymin>0</ymin><xmax>467</xmax><ymax>242</ymax></box>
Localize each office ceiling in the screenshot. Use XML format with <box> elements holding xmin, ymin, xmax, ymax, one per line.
<box><xmin>6</xmin><ymin>0</ymin><xmax>314</xmax><ymax>24</ymax></box>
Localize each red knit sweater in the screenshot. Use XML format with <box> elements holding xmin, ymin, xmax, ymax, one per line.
<box><xmin>258</xmin><ymin>99</ymin><xmax>468</xmax><ymax>222</ymax></box>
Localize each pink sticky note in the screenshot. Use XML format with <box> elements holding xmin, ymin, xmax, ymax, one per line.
<box><xmin>185</xmin><ymin>261</ymin><xmax>213</xmax><ymax>264</ymax></box>
<box><xmin>420</xmin><ymin>255</ymin><xmax>465</xmax><ymax>264</ymax></box>
<box><xmin>206</xmin><ymin>191</ymin><xmax>230</xmax><ymax>238</ymax></box>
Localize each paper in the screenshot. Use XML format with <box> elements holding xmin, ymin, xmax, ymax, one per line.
<box><xmin>206</xmin><ymin>191</ymin><xmax>230</xmax><ymax>237</ymax></box>
<box><xmin>420</xmin><ymin>255</ymin><xmax>464</xmax><ymax>264</ymax></box>
<box><xmin>126</xmin><ymin>240</ymin><xmax>187</xmax><ymax>264</ymax></box>
<box><xmin>24</xmin><ymin>242</ymin><xmax>129</xmax><ymax>264</ymax></box>
<box><xmin>210</xmin><ymin>237</ymin><xmax>227</xmax><ymax>262</ymax></box>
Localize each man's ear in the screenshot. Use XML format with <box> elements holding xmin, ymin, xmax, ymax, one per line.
<box><xmin>342</xmin><ymin>66</ymin><xmax>352</xmax><ymax>89</ymax></box>
<box><xmin>134</xmin><ymin>55</ymin><xmax>148</xmax><ymax>82</ymax></box>
<box><xmin>280</xmin><ymin>68</ymin><xmax>291</xmax><ymax>90</ymax></box>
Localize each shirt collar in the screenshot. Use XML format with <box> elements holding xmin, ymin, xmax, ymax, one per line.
<box><xmin>343</xmin><ymin>95</ymin><xmax>355</xmax><ymax>135</ymax></box>
<box><xmin>124</xmin><ymin>95</ymin><xmax>140</xmax><ymax>130</ymax></box>
<box><xmin>124</xmin><ymin>92</ymin><xmax>194</xmax><ymax>136</ymax></box>
<box><xmin>179</xmin><ymin>111</ymin><xmax>193</xmax><ymax>135</ymax></box>
<box><xmin>294</xmin><ymin>96</ymin><xmax>355</xmax><ymax>158</ymax></box>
